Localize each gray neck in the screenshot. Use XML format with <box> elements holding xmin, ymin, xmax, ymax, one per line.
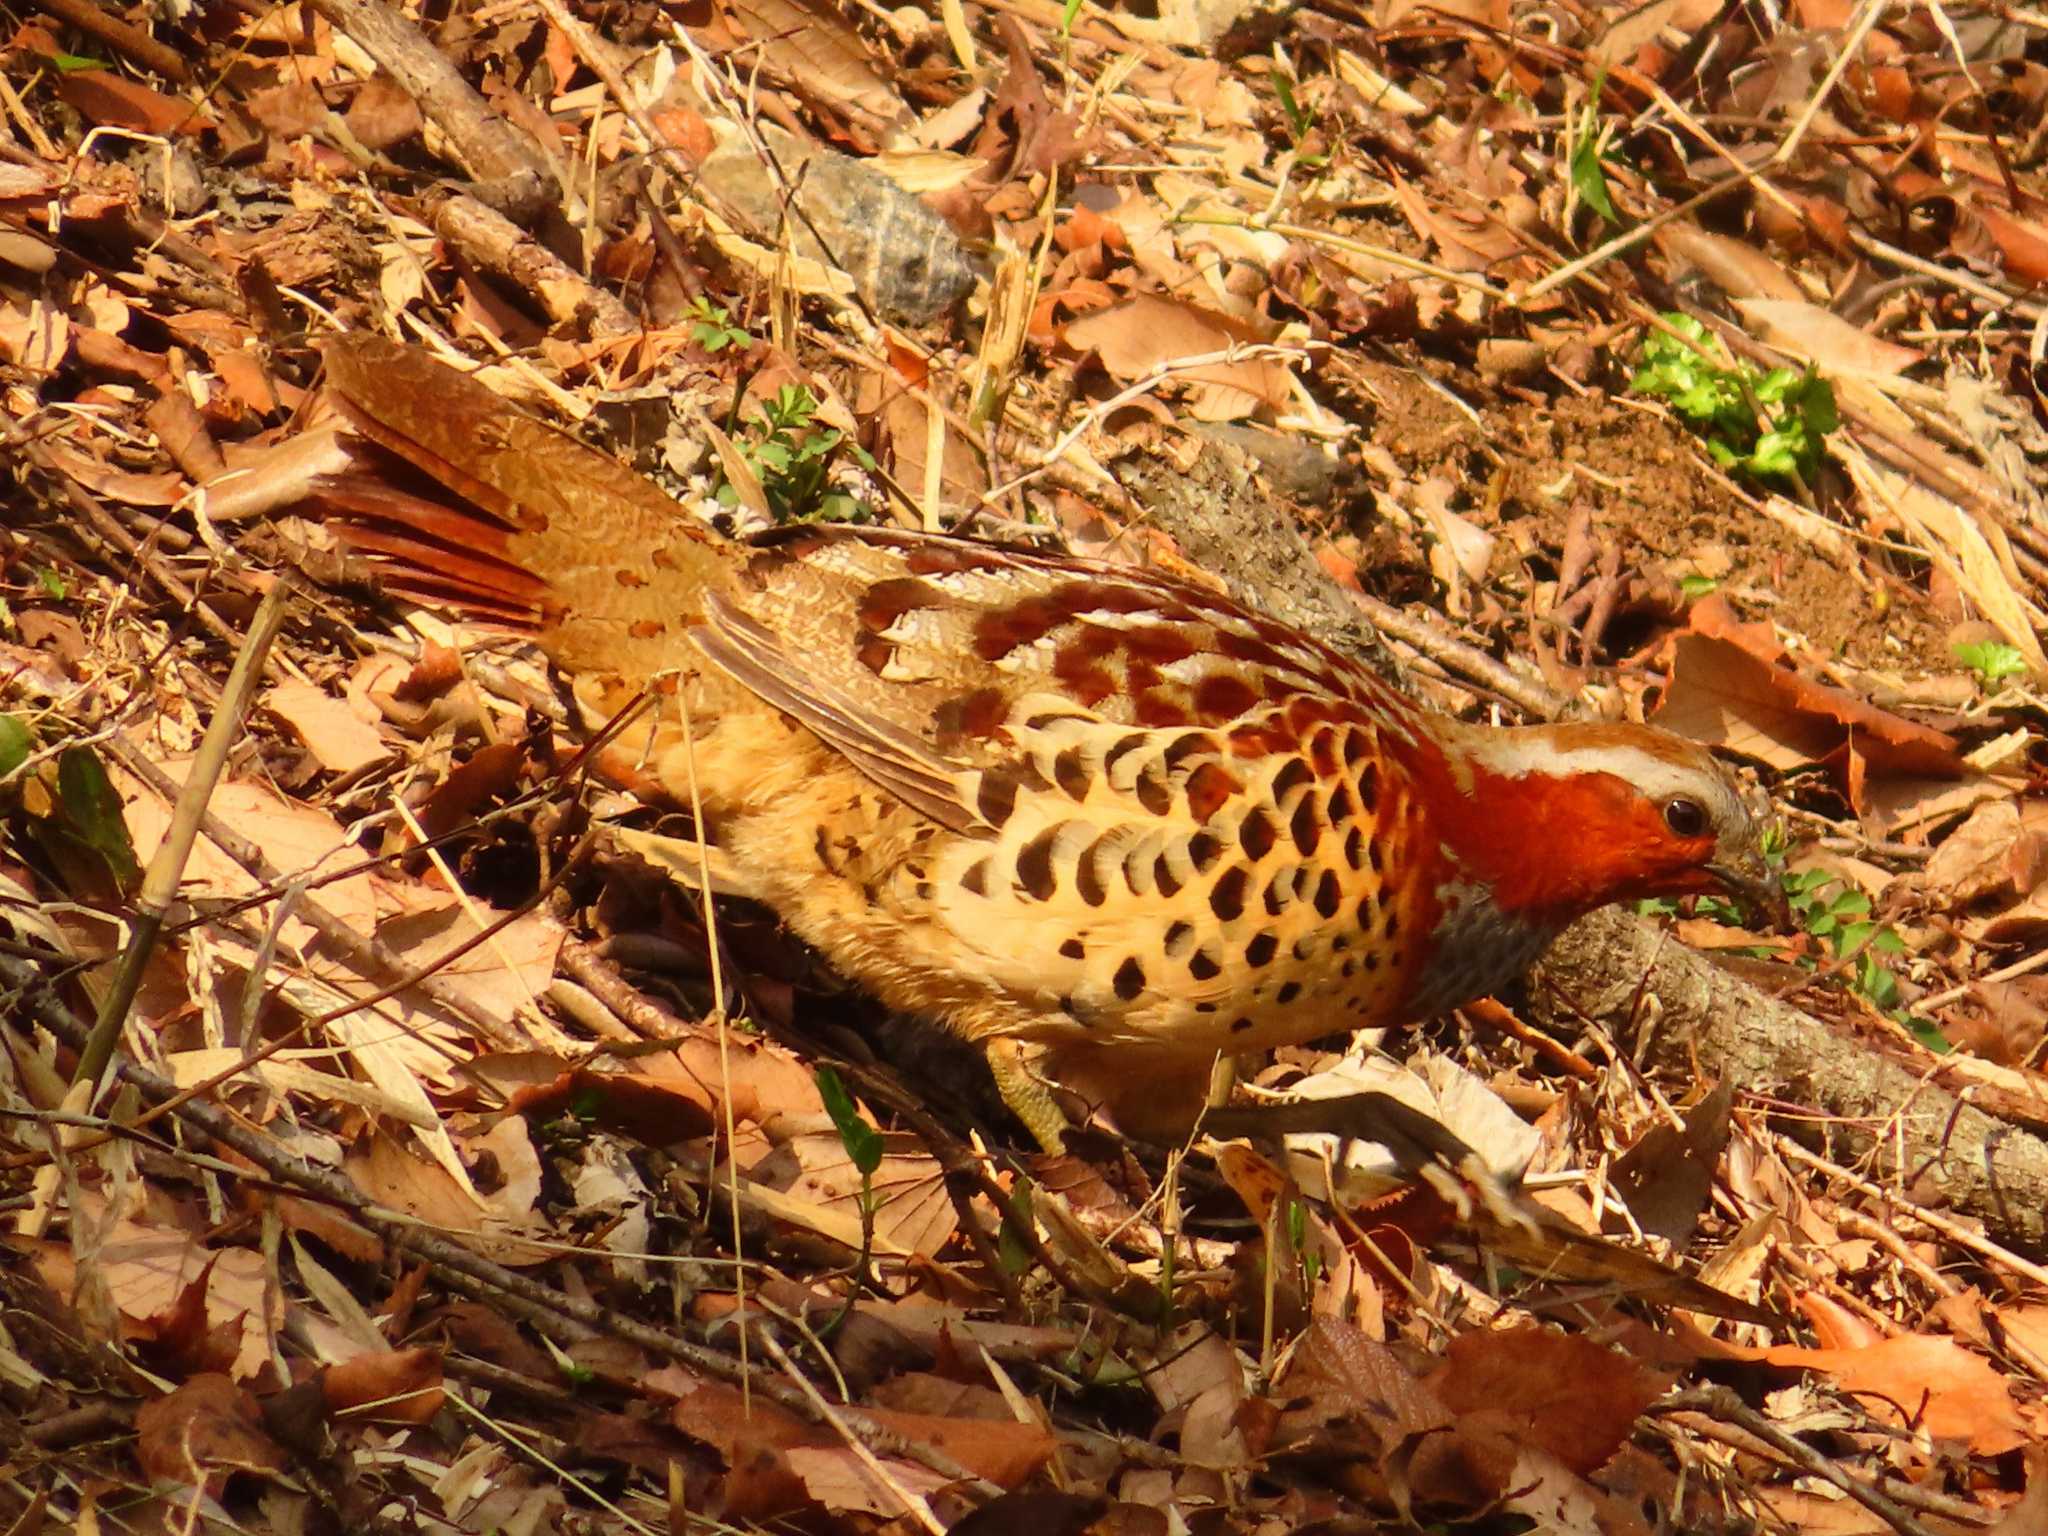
<box><xmin>1403</xmin><ymin>877</ymin><xmax>1564</xmax><ymax>1020</ymax></box>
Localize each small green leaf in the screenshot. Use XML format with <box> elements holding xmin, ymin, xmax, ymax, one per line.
<box><xmin>1679</xmin><ymin>574</ymin><xmax>1719</xmax><ymax>599</ymax></box>
<box><xmin>1570</xmin><ymin>136</ymin><xmax>1617</xmax><ymax>224</ymax></box>
<box><xmin>0</xmin><ymin>715</ymin><xmax>30</xmax><ymax>780</ymax></box>
<box><xmin>1905</xmin><ymin>1014</ymin><xmax>1951</xmax><ymax>1053</ymax></box>
<box><xmin>1953</xmin><ymin>639</ymin><xmax>2029</xmax><ymax>687</ymax></box>
<box><xmin>814</xmin><ymin>1065</ymin><xmax>884</xmax><ymax>1177</ymax></box>
<box><xmin>55</xmin><ymin>747</ymin><xmax>140</xmax><ymax>890</ymax></box>
<box><xmin>997</xmin><ymin>1179</ymin><xmax>1036</xmax><ymax>1275</ymax></box>
<box><xmin>36</xmin><ymin>567</ymin><xmax>69</xmax><ymax>600</ymax></box>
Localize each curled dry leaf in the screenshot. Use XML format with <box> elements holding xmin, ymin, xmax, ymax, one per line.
<box><xmin>1655</xmin><ymin>598</ymin><xmax>1967</xmax><ymax>808</ymax></box>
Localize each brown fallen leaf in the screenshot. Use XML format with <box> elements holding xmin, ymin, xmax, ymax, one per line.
<box><xmin>1758</xmin><ymin>1332</ymin><xmax>2031</xmax><ymax>1455</ymax></box>
<box><xmin>321</xmin><ymin>1344</ymin><xmax>445</xmax><ymax>1424</ymax></box>
<box><xmin>135</xmin><ymin>1375</ymin><xmax>287</xmax><ymax>1486</ymax></box>
<box><xmin>1062</xmin><ymin>295</ymin><xmax>1291</xmax><ymax>422</ymax></box>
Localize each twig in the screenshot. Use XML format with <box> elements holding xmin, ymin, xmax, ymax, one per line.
<box><xmin>77</xmin><ymin>579</ymin><xmax>292</xmax><ymax>1086</ymax></box>
<box><xmin>28</xmin><ymin>0</ymin><xmax>189</xmax><ymax>83</ymax></box>
<box><xmin>1652</xmin><ymin>1386</ymin><xmax>1939</xmax><ymax>1536</ymax></box>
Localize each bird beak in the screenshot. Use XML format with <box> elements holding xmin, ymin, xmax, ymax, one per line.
<box><xmin>1709</xmin><ymin>847</ymin><xmax>1789</xmax><ymax>930</ymax></box>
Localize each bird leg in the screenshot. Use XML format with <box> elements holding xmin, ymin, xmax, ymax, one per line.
<box><xmin>984</xmin><ymin>1038</ymin><xmax>1071</xmax><ymax>1155</ymax></box>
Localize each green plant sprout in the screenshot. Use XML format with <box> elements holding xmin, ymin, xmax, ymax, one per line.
<box><xmin>1954</xmin><ymin>639</ymin><xmax>2029</xmax><ymax>689</ymax></box>
<box><xmin>815</xmin><ymin>1065</ymin><xmax>884</xmax><ymax>1306</ymax></box>
<box><xmin>1639</xmin><ymin>854</ymin><xmax>1938</xmax><ymax>1049</ymax></box>
<box><xmin>688</xmin><ymin>297</ymin><xmax>751</xmax><ymax>354</ymax></box>
<box><xmin>1569</xmin><ymin>73</ymin><xmax>1619</xmax><ymax>225</ymax></box>
<box><xmin>1268</xmin><ymin>72</ymin><xmax>1327</xmax><ymax>167</ymax></box>
<box><xmin>721</xmin><ymin>384</ymin><xmax>876</xmax><ymax>525</ymax></box>
<box><xmin>1286</xmin><ymin>1198</ymin><xmax>1323</xmax><ymax>1289</ymax></box>
<box><xmin>1631</xmin><ymin>314</ymin><xmax>1839</xmax><ymax>488</ymax></box>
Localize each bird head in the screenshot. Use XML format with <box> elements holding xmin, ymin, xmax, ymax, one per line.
<box><xmin>1430</xmin><ymin>721</ymin><xmax>1786</xmax><ymax>930</ymax></box>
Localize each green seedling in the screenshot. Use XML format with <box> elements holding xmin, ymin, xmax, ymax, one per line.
<box><xmin>688</xmin><ymin>297</ymin><xmax>752</xmax><ymax>355</ymax></box>
<box><xmin>1569</xmin><ymin>73</ymin><xmax>1619</xmax><ymax>225</ymax></box>
<box><xmin>815</xmin><ymin>1065</ymin><xmax>884</xmax><ymax>1303</ymax></box>
<box><xmin>721</xmin><ymin>384</ymin><xmax>876</xmax><ymax>525</ymax></box>
<box><xmin>1640</xmin><ymin>831</ymin><xmax>1938</xmax><ymax>1047</ymax></box>
<box><xmin>1286</xmin><ymin>1198</ymin><xmax>1323</xmax><ymax>1289</ymax></box>
<box><xmin>1954</xmin><ymin>639</ymin><xmax>2029</xmax><ymax>690</ymax></box>
<box><xmin>1269</xmin><ymin>72</ymin><xmax>1326</xmax><ymax>166</ymax></box>
<box><xmin>1632</xmin><ymin>314</ymin><xmax>1839</xmax><ymax>488</ymax></box>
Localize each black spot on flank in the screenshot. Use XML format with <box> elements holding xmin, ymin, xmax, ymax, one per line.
<box><xmin>1053</xmin><ymin>749</ymin><xmax>1090</xmax><ymax>801</ymax></box>
<box><xmin>1276</xmin><ymin>980</ymin><xmax>1302</xmax><ymax>1005</ymax></box>
<box><xmin>1113</xmin><ymin>956</ymin><xmax>1146</xmax><ymax>1001</ymax></box>
<box><xmin>1136</xmin><ymin>768</ymin><xmax>1173</xmax><ymax>817</ymax></box>
<box><xmin>1210</xmin><ymin>867</ymin><xmax>1249</xmax><ymax>921</ymax></box>
<box><xmin>1104</xmin><ymin>733</ymin><xmax>1149</xmax><ymax>775</ymax></box>
<box><xmin>1291</xmin><ymin>794</ymin><xmax>1323</xmax><ymax>856</ymax></box>
<box><xmin>1263</xmin><ymin>867</ymin><xmax>1296</xmax><ymax>916</ymax></box>
<box><xmin>1326</xmin><ymin>784</ymin><xmax>1355</xmax><ymax>825</ymax></box>
<box><xmin>1238</xmin><ymin>808</ymin><xmax>1277</xmax><ymax>862</ymax></box>
<box><xmin>1312</xmin><ymin>869</ymin><xmax>1341</xmax><ymax>919</ymax></box>
<box><xmin>1384</xmin><ymin>911</ymin><xmax>1401</xmax><ymax>939</ymax></box>
<box><xmin>1163</xmin><ymin>732</ymin><xmax>1213</xmax><ymax>771</ymax></box>
<box><xmin>1155</xmin><ymin>855</ymin><xmax>1184</xmax><ymax>898</ymax></box>
<box><xmin>1369</xmin><ymin>840</ymin><xmax>1385</xmax><ymax>874</ymax></box>
<box><xmin>1355</xmin><ymin>896</ymin><xmax>1375</xmax><ymax>929</ymax></box>
<box><xmin>1189</xmin><ymin>948</ymin><xmax>1222</xmax><ymax>981</ymax></box>
<box><xmin>1342</xmin><ymin>958</ymin><xmax>1358</xmax><ymax>978</ymax></box>
<box><xmin>1165</xmin><ymin>920</ymin><xmax>1197</xmax><ymax>956</ymax></box>
<box><xmin>978</xmin><ymin>772</ymin><xmax>1020</xmax><ymax>827</ymax></box>
<box><xmin>1058</xmin><ymin>995</ymin><xmax>1085</xmax><ymax>1023</ymax></box>
<box><xmin>1016</xmin><ymin>827</ymin><xmax>1060</xmax><ymax>901</ymax></box>
<box><xmin>1364</xmin><ymin>952</ymin><xmax>1380</xmax><ymax>971</ymax></box>
<box><xmin>1195</xmin><ymin>1001</ymin><xmax>1219</xmax><ymax>1014</ymax></box>
<box><xmin>1245</xmin><ymin>931</ymin><xmax>1278</xmax><ymax>967</ymax></box>
<box><xmin>961</xmin><ymin>859</ymin><xmax>992</xmax><ymax>897</ymax></box>
<box><xmin>1330</xmin><ymin>932</ymin><xmax>1350</xmax><ymax>951</ymax></box>
<box><xmin>1187</xmin><ymin>831</ymin><xmax>1223</xmax><ymax>873</ymax></box>
<box><xmin>1292</xmin><ymin>937</ymin><xmax>1314</xmax><ymax>961</ymax></box>
<box><xmin>1060</xmin><ymin>938</ymin><xmax>1085</xmax><ymax>960</ymax></box>
<box><xmin>1230</xmin><ymin>1017</ymin><xmax>1255</xmax><ymax>1034</ymax></box>
<box><xmin>1344</xmin><ymin>827</ymin><xmax>1366</xmax><ymax>871</ymax></box>
<box><xmin>1271</xmin><ymin>759</ymin><xmax>1313</xmax><ymax>800</ymax></box>
<box><xmin>1344</xmin><ymin>728</ymin><xmax>1371</xmax><ymax>766</ymax></box>
<box><xmin>1076</xmin><ymin>841</ymin><xmax>1109</xmax><ymax>906</ymax></box>
<box><xmin>1357</xmin><ymin>762</ymin><xmax>1379</xmax><ymax>813</ymax></box>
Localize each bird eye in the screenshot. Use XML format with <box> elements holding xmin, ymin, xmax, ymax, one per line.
<box><xmin>1663</xmin><ymin>797</ymin><xmax>1709</xmax><ymax>838</ymax></box>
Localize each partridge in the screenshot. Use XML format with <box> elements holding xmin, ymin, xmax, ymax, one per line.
<box><xmin>303</xmin><ymin>335</ymin><xmax>1779</xmax><ymax>1151</ymax></box>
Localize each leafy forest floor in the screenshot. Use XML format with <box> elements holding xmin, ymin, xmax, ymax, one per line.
<box><xmin>5</xmin><ymin>0</ymin><xmax>2048</xmax><ymax>1531</ymax></box>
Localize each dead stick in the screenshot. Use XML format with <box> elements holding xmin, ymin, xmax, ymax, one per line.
<box><xmin>77</xmin><ymin>580</ymin><xmax>291</xmax><ymax>1086</ymax></box>
<box><xmin>29</xmin><ymin>0</ymin><xmax>189</xmax><ymax>83</ymax></box>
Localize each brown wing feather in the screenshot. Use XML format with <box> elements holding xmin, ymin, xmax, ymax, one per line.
<box><xmin>691</xmin><ymin>595</ymin><xmax>983</xmax><ymax>835</ymax></box>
